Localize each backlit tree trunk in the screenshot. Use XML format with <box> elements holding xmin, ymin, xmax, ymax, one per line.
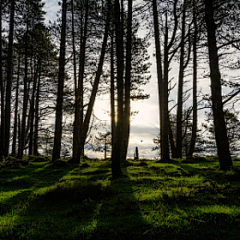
<box><xmin>52</xmin><ymin>0</ymin><xmax>67</xmax><ymax>161</ymax></box>
<box><xmin>5</xmin><ymin>0</ymin><xmax>15</xmax><ymax>156</ymax></box>
<box><xmin>204</xmin><ymin>0</ymin><xmax>232</xmax><ymax>170</ymax></box>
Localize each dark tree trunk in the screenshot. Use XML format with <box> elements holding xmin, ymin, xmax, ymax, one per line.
<box><xmin>162</xmin><ymin>14</ymin><xmax>170</xmax><ymax>161</ymax></box>
<box><xmin>17</xmin><ymin>114</ymin><xmax>21</xmax><ymax>157</ymax></box>
<box><xmin>176</xmin><ymin>1</ymin><xmax>186</xmax><ymax>158</ymax></box>
<box><xmin>34</xmin><ymin>70</ymin><xmax>41</xmax><ymax>156</ymax></box>
<box><xmin>71</xmin><ymin>0</ymin><xmax>77</xmax><ymax>157</ymax></box>
<box><xmin>12</xmin><ymin>56</ymin><xmax>20</xmax><ymax>155</ymax></box>
<box><xmin>5</xmin><ymin>0</ymin><xmax>15</xmax><ymax>157</ymax></box>
<box><xmin>28</xmin><ymin>63</ymin><xmax>39</xmax><ymax>155</ymax></box>
<box><xmin>72</xmin><ymin>0</ymin><xmax>89</xmax><ymax>161</ymax></box>
<box><xmin>52</xmin><ymin>0</ymin><xmax>67</xmax><ymax>161</ymax></box>
<box><xmin>70</xmin><ymin>0</ymin><xmax>110</xmax><ymax>164</ymax></box>
<box><xmin>0</xmin><ymin>0</ymin><xmax>4</xmax><ymax>158</ymax></box>
<box><xmin>122</xmin><ymin>0</ymin><xmax>133</xmax><ymax>161</ymax></box>
<box><xmin>19</xmin><ymin>30</ymin><xmax>29</xmax><ymax>159</ymax></box>
<box><xmin>111</xmin><ymin>0</ymin><xmax>124</xmax><ymax>178</ymax></box>
<box><xmin>152</xmin><ymin>0</ymin><xmax>164</xmax><ymax>158</ymax></box>
<box><xmin>168</xmin><ymin>118</ymin><xmax>177</xmax><ymax>157</ymax></box>
<box><xmin>110</xmin><ymin>29</ymin><xmax>116</xmax><ymax>150</ymax></box>
<box><xmin>187</xmin><ymin>0</ymin><xmax>198</xmax><ymax>158</ymax></box>
<box><xmin>204</xmin><ymin>0</ymin><xmax>232</xmax><ymax>170</ymax></box>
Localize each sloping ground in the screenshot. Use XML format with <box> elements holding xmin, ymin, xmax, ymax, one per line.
<box><xmin>0</xmin><ymin>157</ymin><xmax>240</xmax><ymax>239</ymax></box>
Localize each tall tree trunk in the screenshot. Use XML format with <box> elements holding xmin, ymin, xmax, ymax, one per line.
<box><xmin>12</xmin><ymin>55</ymin><xmax>21</xmax><ymax>155</ymax></box>
<box><xmin>122</xmin><ymin>0</ymin><xmax>133</xmax><ymax>161</ymax></box>
<box><xmin>28</xmin><ymin>63</ymin><xmax>39</xmax><ymax>155</ymax></box>
<box><xmin>110</xmin><ymin>28</ymin><xmax>116</xmax><ymax>151</ymax></box>
<box><xmin>34</xmin><ymin>70</ymin><xmax>41</xmax><ymax>156</ymax></box>
<box><xmin>111</xmin><ymin>0</ymin><xmax>124</xmax><ymax>178</ymax></box>
<box><xmin>0</xmin><ymin>0</ymin><xmax>4</xmax><ymax>158</ymax></box>
<box><xmin>162</xmin><ymin>14</ymin><xmax>170</xmax><ymax>161</ymax></box>
<box><xmin>19</xmin><ymin>29</ymin><xmax>29</xmax><ymax>159</ymax></box>
<box><xmin>5</xmin><ymin>0</ymin><xmax>15</xmax><ymax>157</ymax></box>
<box><xmin>152</xmin><ymin>0</ymin><xmax>164</xmax><ymax>158</ymax></box>
<box><xmin>204</xmin><ymin>0</ymin><xmax>232</xmax><ymax>170</ymax></box>
<box><xmin>176</xmin><ymin>1</ymin><xmax>186</xmax><ymax>158</ymax></box>
<box><xmin>69</xmin><ymin>0</ymin><xmax>110</xmax><ymax>164</ymax></box>
<box><xmin>72</xmin><ymin>0</ymin><xmax>89</xmax><ymax>161</ymax></box>
<box><xmin>52</xmin><ymin>0</ymin><xmax>67</xmax><ymax>161</ymax></box>
<box><xmin>187</xmin><ymin>0</ymin><xmax>198</xmax><ymax>158</ymax></box>
<box><xmin>17</xmin><ymin>114</ymin><xmax>21</xmax><ymax>156</ymax></box>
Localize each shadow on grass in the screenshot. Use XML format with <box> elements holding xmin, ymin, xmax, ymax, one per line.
<box><xmin>87</xmin><ymin>166</ymin><xmax>151</xmax><ymax>240</ymax></box>
<box><xmin>1</xmin><ymin>159</ymin><xmax>240</xmax><ymax>239</ymax></box>
<box><xmin>0</xmin><ymin>162</ymin><xmax>77</xmax><ymax>217</ymax></box>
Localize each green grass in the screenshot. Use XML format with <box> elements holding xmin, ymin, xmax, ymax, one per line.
<box><xmin>1</xmin><ymin>156</ymin><xmax>240</xmax><ymax>239</ymax></box>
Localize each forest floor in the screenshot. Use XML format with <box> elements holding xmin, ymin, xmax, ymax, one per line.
<box><xmin>1</xmin><ymin>155</ymin><xmax>240</xmax><ymax>239</ymax></box>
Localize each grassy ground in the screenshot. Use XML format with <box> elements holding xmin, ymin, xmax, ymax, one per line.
<box><xmin>1</xmin><ymin>156</ymin><xmax>240</xmax><ymax>239</ymax></box>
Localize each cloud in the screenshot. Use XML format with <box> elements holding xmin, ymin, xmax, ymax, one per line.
<box><xmin>42</xmin><ymin>0</ymin><xmax>60</xmax><ymax>24</ymax></box>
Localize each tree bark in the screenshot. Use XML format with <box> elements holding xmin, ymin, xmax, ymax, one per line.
<box><xmin>152</xmin><ymin>0</ymin><xmax>164</xmax><ymax>158</ymax></box>
<box><xmin>34</xmin><ymin>70</ymin><xmax>41</xmax><ymax>156</ymax></box>
<box><xmin>187</xmin><ymin>0</ymin><xmax>198</xmax><ymax>158</ymax></box>
<box><xmin>0</xmin><ymin>0</ymin><xmax>4</xmax><ymax>158</ymax></box>
<box><xmin>12</xmin><ymin>55</ymin><xmax>21</xmax><ymax>155</ymax></box>
<box><xmin>162</xmin><ymin>14</ymin><xmax>170</xmax><ymax>161</ymax></box>
<box><xmin>110</xmin><ymin>28</ymin><xmax>116</xmax><ymax>151</ymax></box>
<box><xmin>72</xmin><ymin>0</ymin><xmax>89</xmax><ymax>161</ymax></box>
<box><xmin>176</xmin><ymin>1</ymin><xmax>186</xmax><ymax>158</ymax></box>
<box><xmin>111</xmin><ymin>0</ymin><xmax>124</xmax><ymax>178</ymax></box>
<box><xmin>204</xmin><ymin>0</ymin><xmax>232</xmax><ymax>170</ymax></box>
<box><xmin>4</xmin><ymin>0</ymin><xmax>15</xmax><ymax>157</ymax></box>
<box><xmin>18</xmin><ymin>28</ymin><xmax>30</xmax><ymax>159</ymax></box>
<box><xmin>52</xmin><ymin>0</ymin><xmax>67</xmax><ymax>161</ymax></box>
<box><xmin>28</xmin><ymin>62</ymin><xmax>39</xmax><ymax>155</ymax></box>
<box><xmin>122</xmin><ymin>0</ymin><xmax>133</xmax><ymax>161</ymax></box>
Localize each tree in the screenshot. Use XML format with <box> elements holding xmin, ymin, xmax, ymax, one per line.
<box><xmin>203</xmin><ymin>110</ymin><xmax>240</xmax><ymax>157</ymax></box>
<box><xmin>91</xmin><ymin>130</ymin><xmax>111</xmax><ymax>159</ymax></box>
<box><xmin>4</xmin><ymin>0</ymin><xmax>15</xmax><ymax>157</ymax></box>
<box><xmin>187</xmin><ymin>0</ymin><xmax>198</xmax><ymax>158</ymax></box>
<box><xmin>152</xmin><ymin>0</ymin><xmax>180</xmax><ymax>161</ymax></box>
<box><xmin>69</xmin><ymin>0</ymin><xmax>110</xmax><ymax>163</ymax></box>
<box><xmin>122</xmin><ymin>0</ymin><xmax>133</xmax><ymax>162</ymax></box>
<box><xmin>204</xmin><ymin>0</ymin><xmax>232</xmax><ymax>170</ymax></box>
<box><xmin>111</xmin><ymin>0</ymin><xmax>124</xmax><ymax>178</ymax></box>
<box><xmin>52</xmin><ymin>0</ymin><xmax>67</xmax><ymax>161</ymax></box>
<box><xmin>72</xmin><ymin>0</ymin><xmax>89</xmax><ymax>161</ymax></box>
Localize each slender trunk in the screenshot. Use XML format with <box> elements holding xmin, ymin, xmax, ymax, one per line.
<box><xmin>112</xmin><ymin>0</ymin><xmax>123</xmax><ymax>178</ymax></box>
<box><xmin>168</xmin><ymin>118</ymin><xmax>177</xmax><ymax>157</ymax></box>
<box><xmin>0</xmin><ymin>0</ymin><xmax>4</xmax><ymax>157</ymax></box>
<box><xmin>17</xmin><ymin>114</ymin><xmax>21</xmax><ymax>157</ymax></box>
<box><xmin>204</xmin><ymin>0</ymin><xmax>232</xmax><ymax>170</ymax></box>
<box><xmin>70</xmin><ymin>0</ymin><xmax>110</xmax><ymax>163</ymax></box>
<box><xmin>52</xmin><ymin>0</ymin><xmax>67</xmax><ymax>161</ymax></box>
<box><xmin>34</xmin><ymin>70</ymin><xmax>41</xmax><ymax>156</ymax></box>
<box><xmin>72</xmin><ymin>0</ymin><xmax>89</xmax><ymax>161</ymax></box>
<box><xmin>29</xmin><ymin>63</ymin><xmax>39</xmax><ymax>155</ymax></box>
<box><xmin>176</xmin><ymin>2</ymin><xmax>186</xmax><ymax>158</ymax></box>
<box><xmin>12</xmin><ymin>56</ymin><xmax>20</xmax><ymax>155</ymax></box>
<box><xmin>110</xmin><ymin>29</ymin><xmax>115</xmax><ymax>150</ymax></box>
<box><xmin>162</xmin><ymin>14</ymin><xmax>170</xmax><ymax>161</ymax></box>
<box><xmin>152</xmin><ymin>0</ymin><xmax>164</xmax><ymax>158</ymax></box>
<box><xmin>122</xmin><ymin>0</ymin><xmax>133</xmax><ymax>161</ymax></box>
<box><xmin>19</xmin><ymin>29</ymin><xmax>29</xmax><ymax>159</ymax></box>
<box><xmin>71</xmin><ymin>0</ymin><xmax>78</xmax><ymax>158</ymax></box>
<box><xmin>5</xmin><ymin>0</ymin><xmax>15</xmax><ymax>157</ymax></box>
<box><xmin>187</xmin><ymin>0</ymin><xmax>197</xmax><ymax>158</ymax></box>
